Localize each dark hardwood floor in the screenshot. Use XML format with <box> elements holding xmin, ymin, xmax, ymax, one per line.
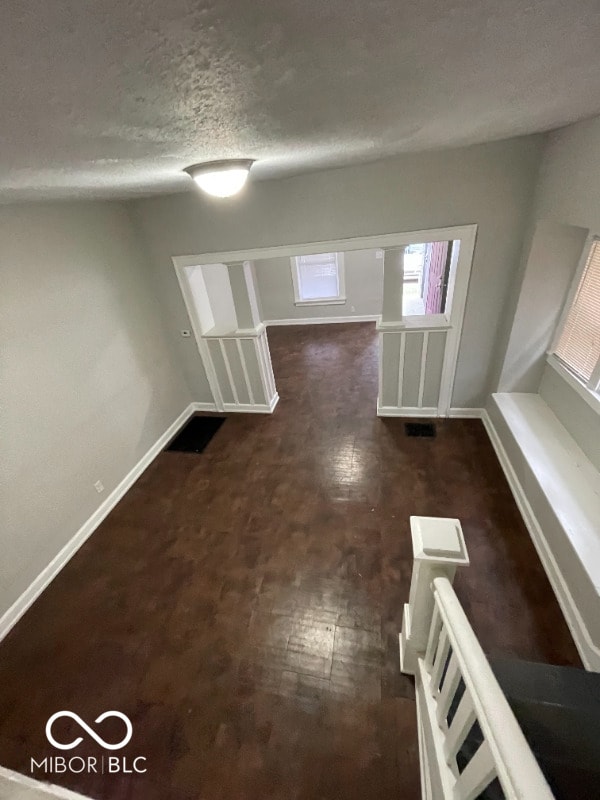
<box><xmin>0</xmin><ymin>322</ymin><xmax>580</xmax><ymax>799</ymax></box>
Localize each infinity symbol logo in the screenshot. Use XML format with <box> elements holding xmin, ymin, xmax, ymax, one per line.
<box><xmin>45</xmin><ymin>711</ymin><xmax>133</xmax><ymax>751</ymax></box>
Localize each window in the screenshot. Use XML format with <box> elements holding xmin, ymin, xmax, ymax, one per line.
<box><xmin>291</xmin><ymin>252</ymin><xmax>345</xmax><ymax>305</ymax></box>
<box><xmin>553</xmin><ymin>238</ymin><xmax>600</xmax><ymax>389</ymax></box>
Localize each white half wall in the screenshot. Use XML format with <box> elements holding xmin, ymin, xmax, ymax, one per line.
<box><xmin>0</xmin><ymin>200</ymin><xmax>192</xmax><ymax>619</ymax></box>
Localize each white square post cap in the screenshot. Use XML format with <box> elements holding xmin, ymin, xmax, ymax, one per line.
<box><xmin>410</xmin><ymin>516</ymin><xmax>469</xmax><ymax>565</ymax></box>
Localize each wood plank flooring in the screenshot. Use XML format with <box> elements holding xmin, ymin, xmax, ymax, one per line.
<box><xmin>0</xmin><ymin>322</ymin><xmax>580</xmax><ymax>799</ymax></box>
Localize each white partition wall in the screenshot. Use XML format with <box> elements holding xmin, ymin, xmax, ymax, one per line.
<box><xmin>174</xmin><ymin>224</ymin><xmax>475</xmax><ymax>417</ymax></box>
<box><xmin>204</xmin><ymin>325</ymin><xmax>278</xmax><ymax>412</ymax></box>
<box><xmin>379</xmin><ymin>325</ymin><xmax>450</xmax><ymax>415</ymax></box>
<box><xmin>175</xmin><ymin>259</ymin><xmax>279</xmax><ymax>413</ymax></box>
<box><xmin>377</xmin><ymin>226</ymin><xmax>476</xmax><ymax>417</ymax></box>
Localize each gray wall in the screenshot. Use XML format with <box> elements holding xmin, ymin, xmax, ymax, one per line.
<box><xmin>130</xmin><ymin>135</ymin><xmax>544</xmax><ymax>408</ymax></box>
<box><xmin>1</xmin><ymin>201</ymin><xmax>191</xmax><ymax>616</ymax></box>
<box><xmin>539</xmin><ymin>366</ymin><xmax>600</xmax><ymax>472</ymax></box>
<box><xmin>535</xmin><ymin>116</ymin><xmax>600</xmax><ymax>228</ymax></box>
<box><xmin>502</xmin><ymin>115</ymin><xmax>600</xmax><ymax>458</ymax></box>
<box><xmin>254</xmin><ymin>249</ymin><xmax>383</xmax><ymax>321</ymax></box>
<box><xmin>497</xmin><ymin>220</ymin><xmax>588</xmax><ymax>392</ymax></box>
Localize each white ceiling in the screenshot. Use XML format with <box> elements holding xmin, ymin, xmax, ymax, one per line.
<box><xmin>2</xmin><ymin>0</ymin><xmax>600</xmax><ymax>201</ymax></box>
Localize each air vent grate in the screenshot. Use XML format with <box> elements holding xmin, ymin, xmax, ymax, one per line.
<box><xmin>405</xmin><ymin>422</ymin><xmax>436</xmax><ymax>438</ymax></box>
<box><xmin>166</xmin><ymin>415</ymin><xmax>225</xmax><ymax>454</ymax></box>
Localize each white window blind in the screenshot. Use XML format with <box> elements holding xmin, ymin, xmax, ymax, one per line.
<box><xmin>295</xmin><ymin>253</ymin><xmax>341</xmax><ymax>301</ymax></box>
<box><xmin>555</xmin><ymin>239</ymin><xmax>600</xmax><ymax>383</ymax></box>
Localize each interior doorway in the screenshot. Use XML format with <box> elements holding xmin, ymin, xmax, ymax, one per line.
<box><xmin>403</xmin><ymin>241</ymin><xmax>454</xmax><ymax>316</ymax></box>
<box><xmin>172</xmin><ymin>224</ymin><xmax>476</xmax><ymax>418</ymax></box>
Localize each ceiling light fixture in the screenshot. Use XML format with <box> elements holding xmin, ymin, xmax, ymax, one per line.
<box><xmin>184</xmin><ymin>159</ymin><xmax>255</xmax><ymax>198</ymax></box>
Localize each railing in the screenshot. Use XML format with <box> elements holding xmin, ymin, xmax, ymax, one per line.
<box><xmin>419</xmin><ymin>576</ymin><xmax>553</xmax><ymax>799</ymax></box>
<box><xmin>400</xmin><ymin>516</ymin><xmax>553</xmax><ymax>800</ymax></box>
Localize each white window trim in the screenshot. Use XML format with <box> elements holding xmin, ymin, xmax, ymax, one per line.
<box><xmin>291</xmin><ymin>252</ymin><xmax>346</xmax><ymax>306</ymax></box>
<box><xmin>547</xmin><ymin>233</ymin><xmax>600</xmax><ymax>415</ymax></box>
<box><xmin>546</xmin><ymin>353</ymin><xmax>600</xmax><ymax>416</ymax></box>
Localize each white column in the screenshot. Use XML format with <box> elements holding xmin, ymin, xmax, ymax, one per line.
<box><xmin>399</xmin><ymin>516</ymin><xmax>469</xmax><ymax>675</ymax></box>
<box><xmin>226</xmin><ymin>260</ymin><xmax>261</xmax><ymax>331</ymax></box>
<box><xmin>381</xmin><ymin>246</ymin><xmax>406</xmax><ymax>323</ymax></box>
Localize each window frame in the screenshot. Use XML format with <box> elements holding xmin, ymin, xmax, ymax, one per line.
<box><xmin>290</xmin><ymin>252</ymin><xmax>346</xmax><ymax>306</ymax></box>
<box><xmin>548</xmin><ymin>234</ymin><xmax>600</xmax><ymax>413</ymax></box>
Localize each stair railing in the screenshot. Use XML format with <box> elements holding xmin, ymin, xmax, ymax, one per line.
<box><xmin>400</xmin><ymin>516</ymin><xmax>553</xmax><ymax>800</ymax></box>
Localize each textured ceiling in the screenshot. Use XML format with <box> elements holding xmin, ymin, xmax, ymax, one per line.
<box><xmin>1</xmin><ymin>0</ymin><xmax>600</xmax><ymax>201</ymax></box>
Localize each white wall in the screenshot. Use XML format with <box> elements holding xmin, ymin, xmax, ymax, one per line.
<box><xmin>1</xmin><ymin>201</ymin><xmax>192</xmax><ymax>617</ymax></box>
<box><xmin>254</xmin><ymin>248</ymin><xmax>383</xmax><ymax>321</ymax></box>
<box><xmin>130</xmin><ymin>135</ymin><xmax>544</xmax><ymax>408</ymax></box>
<box><xmin>200</xmin><ymin>263</ymin><xmax>238</xmax><ymax>333</ymax></box>
<box><xmin>187</xmin><ymin>265</ymin><xmax>214</xmax><ymax>334</ymax></box>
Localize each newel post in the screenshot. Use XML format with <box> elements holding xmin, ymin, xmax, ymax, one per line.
<box><xmin>399</xmin><ymin>516</ymin><xmax>470</xmax><ymax>675</ymax></box>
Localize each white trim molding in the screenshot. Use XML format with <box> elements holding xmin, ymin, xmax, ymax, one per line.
<box><xmin>376</xmin><ymin>402</ymin><xmax>484</xmax><ymax>419</ymax></box>
<box><xmin>546</xmin><ymin>352</ymin><xmax>600</xmax><ymax>416</ymax></box>
<box><xmin>377</xmin><ymin>401</ymin><xmax>438</xmax><ymax>418</ymax></box>
<box><xmin>291</xmin><ymin>251</ymin><xmax>346</xmax><ymax>305</ymax></box>
<box><xmin>171</xmin><ymin>225</ymin><xmax>476</xmax><ymax>268</ymax></box>
<box><xmin>193</xmin><ymin>401</ymin><xmax>219</xmax><ymax>412</ymax></box>
<box><xmin>448</xmin><ymin>407</ymin><xmax>484</xmax><ymax>418</ymax></box>
<box><xmin>293</xmin><ymin>298</ymin><xmax>347</xmax><ymax>306</ymax></box>
<box><xmin>223</xmin><ymin>393</ymin><xmax>279</xmax><ymax>414</ymax></box>
<box><xmin>265</xmin><ymin>314</ymin><xmax>379</xmax><ymax>326</ymax></box>
<box><xmin>0</xmin><ymin>403</ymin><xmax>201</xmax><ymax>643</ymax></box>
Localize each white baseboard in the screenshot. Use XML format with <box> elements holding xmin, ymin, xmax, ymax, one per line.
<box><xmin>222</xmin><ymin>392</ymin><xmax>279</xmax><ymax>414</ymax></box>
<box><xmin>192</xmin><ymin>401</ymin><xmax>219</xmax><ymax>412</ymax></box>
<box><xmin>481</xmin><ymin>408</ymin><xmax>600</xmax><ymax>671</ymax></box>
<box><xmin>265</xmin><ymin>315</ymin><xmax>378</xmax><ymax>326</ymax></box>
<box><xmin>377</xmin><ymin>399</ymin><xmax>484</xmax><ymax>418</ymax></box>
<box><xmin>448</xmin><ymin>407</ymin><xmax>484</xmax><ymax>418</ymax></box>
<box><xmin>377</xmin><ymin>404</ymin><xmax>438</xmax><ymax>417</ymax></box>
<box><xmin>0</xmin><ymin>403</ymin><xmax>197</xmax><ymax>643</ymax></box>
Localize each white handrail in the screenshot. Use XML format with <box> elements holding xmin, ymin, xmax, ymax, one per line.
<box><xmin>431</xmin><ymin>576</ymin><xmax>554</xmax><ymax>800</ymax></box>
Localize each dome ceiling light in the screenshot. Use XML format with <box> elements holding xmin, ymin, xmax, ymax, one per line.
<box><xmin>184</xmin><ymin>159</ymin><xmax>255</xmax><ymax>198</ymax></box>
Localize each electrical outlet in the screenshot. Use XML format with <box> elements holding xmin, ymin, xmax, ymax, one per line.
<box><xmin>180</xmin><ymin>329</ymin><xmax>191</xmax><ymax>338</ymax></box>
<box><xmin>94</xmin><ymin>480</ymin><xmax>104</xmax><ymax>494</ymax></box>
<box><xmin>351</xmin><ymin>305</ymin><xmax>356</xmax><ymax>312</ymax></box>
<box><xmin>376</xmin><ymin>249</ymin><xmax>384</xmax><ymax>259</ymax></box>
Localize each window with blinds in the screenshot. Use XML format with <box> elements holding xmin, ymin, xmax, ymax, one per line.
<box><xmin>292</xmin><ymin>252</ymin><xmax>344</xmax><ymax>303</ymax></box>
<box><xmin>554</xmin><ymin>239</ymin><xmax>600</xmax><ymax>385</ymax></box>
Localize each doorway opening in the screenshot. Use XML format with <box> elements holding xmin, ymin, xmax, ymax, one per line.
<box><xmin>254</xmin><ymin>245</ymin><xmax>382</xmax><ymax>417</ymax></box>
<box><xmin>402</xmin><ymin>241</ymin><xmax>456</xmax><ymax>317</ymax></box>
<box><xmin>172</xmin><ymin>224</ymin><xmax>476</xmax><ymax>418</ymax></box>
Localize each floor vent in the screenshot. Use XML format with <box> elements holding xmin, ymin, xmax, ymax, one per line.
<box><xmin>405</xmin><ymin>422</ymin><xmax>436</xmax><ymax>438</ymax></box>
<box><xmin>166</xmin><ymin>415</ymin><xmax>225</xmax><ymax>454</ymax></box>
